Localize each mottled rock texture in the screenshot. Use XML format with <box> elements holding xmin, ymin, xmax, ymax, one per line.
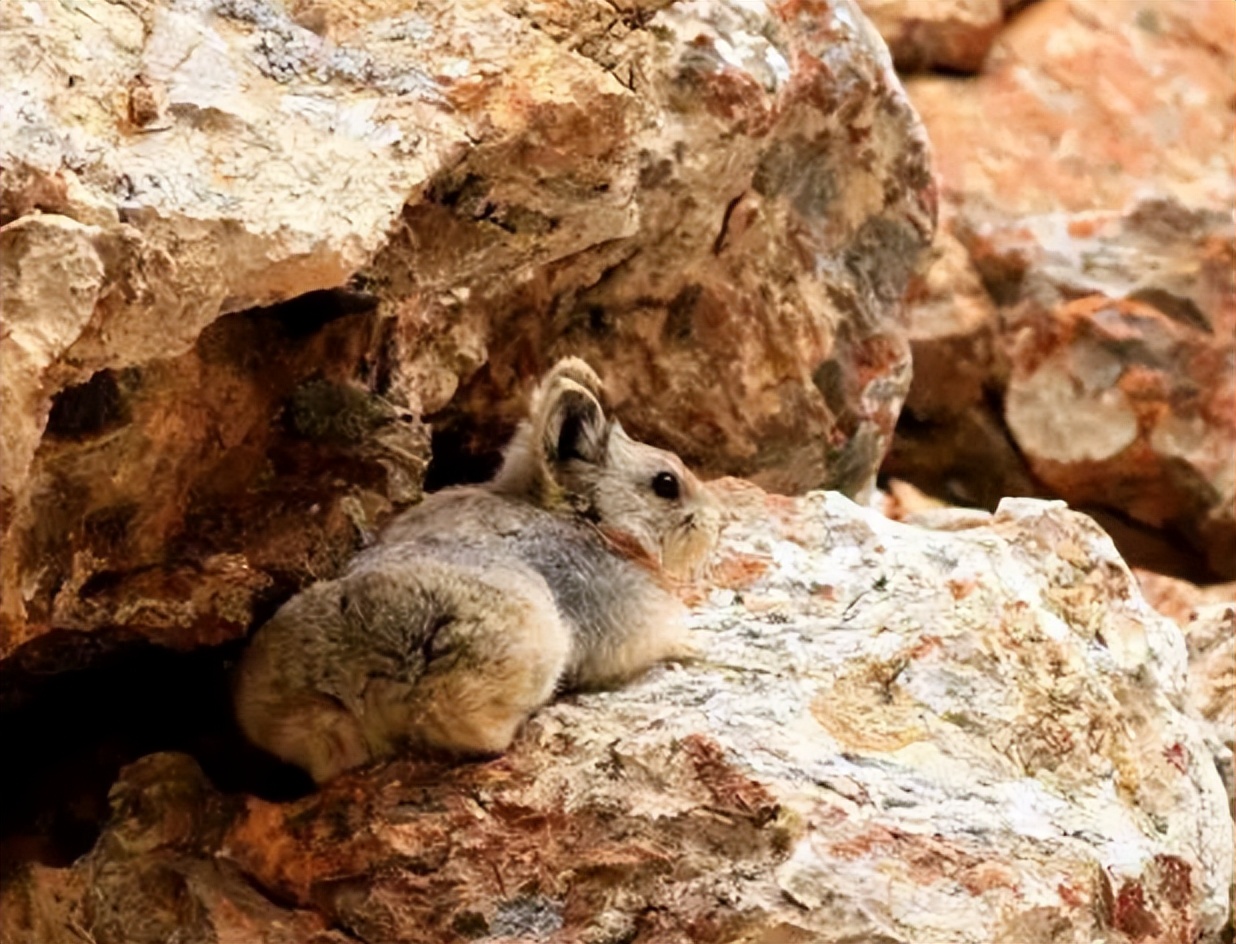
<box><xmin>883</xmin><ymin>0</ymin><xmax>1236</xmax><ymax>580</ymax></box>
<box><xmin>6</xmin><ymin>1</ymin><xmax>1232</xmax><ymax>940</ymax></box>
<box><xmin>0</xmin><ymin>0</ymin><xmax>934</xmax><ymax>661</ymax></box>
<box><xmin>1139</xmin><ymin>571</ymin><xmax>1236</xmax><ymax>796</ymax></box>
<box><xmin>1138</xmin><ymin>569</ymin><xmax>1236</xmax><ymax>932</ymax></box>
<box><xmin>1</xmin><ymin>485</ymin><xmax>1230</xmax><ymax>943</ymax></box>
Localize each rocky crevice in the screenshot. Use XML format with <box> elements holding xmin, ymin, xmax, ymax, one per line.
<box><xmin>0</xmin><ymin>0</ymin><xmax>1232</xmax><ymax>941</ymax></box>
<box><xmin>0</xmin><ymin>631</ymin><xmax>310</xmax><ymax>882</ymax></box>
<box><xmin>3</xmin><ymin>485</ymin><xmax>1232</xmax><ymax>943</ymax></box>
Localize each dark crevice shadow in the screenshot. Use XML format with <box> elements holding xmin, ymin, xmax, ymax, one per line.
<box><xmin>0</xmin><ymin>631</ymin><xmax>313</xmax><ymax>885</ymax></box>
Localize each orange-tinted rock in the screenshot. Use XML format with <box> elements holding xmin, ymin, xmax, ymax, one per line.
<box><xmin>1137</xmin><ymin>569</ymin><xmax>1235</xmax><ymax>768</ymax></box>
<box><xmin>885</xmin><ymin>0</ymin><xmax>1236</xmax><ymax>578</ymax></box>
<box><xmin>995</xmin><ymin>206</ymin><xmax>1234</xmax><ymax>576</ymax></box>
<box><xmin>908</xmin><ymin>0</ymin><xmax>1235</xmax><ymax>215</ymax></box>
<box><xmin>0</xmin><ymin>753</ymin><xmax>349</xmax><ymax>944</ymax></box>
<box><xmin>1137</xmin><ymin>568</ymin><xmax>1236</xmax><ymax>926</ymax></box>
<box><xmin>397</xmin><ymin>1</ymin><xmax>936</xmax><ymax>497</ymax></box>
<box><xmin>858</xmin><ymin>0</ymin><xmax>1005</xmax><ymax>73</ymax></box>
<box><xmin>1</xmin><ymin>0</ymin><xmax>933</xmax><ymax>660</ymax></box>
<box><xmin>2</xmin><ymin>487</ymin><xmax>1230</xmax><ymax>942</ymax></box>
<box><xmin>1</xmin><ymin>295</ymin><xmax>429</xmax><ymax>660</ymax></box>
<box><xmin>882</xmin><ymin>223</ymin><xmax>1042</xmax><ymax>510</ymax></box>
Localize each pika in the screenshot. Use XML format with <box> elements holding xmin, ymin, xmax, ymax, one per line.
<box><xmin>234</xmin><ymin>358</ymin><xmax>721</xmax><ymax>783</ymax></box>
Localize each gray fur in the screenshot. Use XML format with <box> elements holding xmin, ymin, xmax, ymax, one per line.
<box><xmin>234</xmin><ymin>358</ymin><xmax>720</xmax><ymax>782</ymax></box>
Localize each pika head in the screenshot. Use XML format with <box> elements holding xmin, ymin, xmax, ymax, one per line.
<box><xmin>493</xmin><ymin>358</ymin><xmax>721</xmax><ymax>580</ymax></box>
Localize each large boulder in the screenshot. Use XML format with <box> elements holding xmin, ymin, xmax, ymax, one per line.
<box><xmin>0</xmin><ymin>0</ymin><xmax>934</xmax><ymax>660</ymax></box>
<box><xmin>1</xmin><ymin>484</ymin><xmax>1230</xmax><ymax>943</ymax></box>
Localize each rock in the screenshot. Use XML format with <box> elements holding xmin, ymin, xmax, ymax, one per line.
<box><xmin>907</xmin><ymin>0</ymin><xmax>1236</xmax><ymax>216</ymax></box>
<box><xmin>881</xmin><ymin>477</ymin><xmax>951</xmax><ymax>519</ymax></box>
<box><xmin>1137</xmin><ymin>571</ymin><xmax>1236</xmax><ymax>630</ymax></box>
<box><xmin>882</xmin><ymin>223</ymin><xmax>1044</xmax><ymax>511</ymax></box>
<box><xmin>1180</xmin><ymin>601</ymin><xmax>1235</xmax><ymax>797</ymax></box>
<box><xmin>1138</xmin><ymin>570</ymin><xmax>1236</xmax><ymax>790</ymax></box>
<box><xmin>0</xmin><ymin>753</ymin><xmax>350</xmax><ymax>944</ymax></box>
<box><xmin>857</xmin><ymin>0</ymin><xmax>1005</xmax><ymax>73</ymax></box>
<box><xmin>899</xmin><ymin>227</ymin><xmax>998</xmax><ymax>419</ymax></box>
<box><xmin>1</xmin><ymin>0</ymin><xmax>934</xmax><ymax>659</ymax></box>
<box><xmin>400</xmin><ymin>0</ymin><xmax>936</xmax><ymax>497</ymax></box>
<box><xmin>992</xmin><ymin>202</ymin><xmax>1234</xmax><ymax>578</ymax></box>
<box><xmin>0</xmin><ymin>216</ymin><xmax>106</xmax><ymax>521</ymax></box>
<box><xmin>0</xmin><ymin>293</ymin><xmax>430</xmax><ymax>660</ymax></box>
<box><xmin>1137</xmin><ymin>569</ymin><xmax>1236</xmax><ymax>932</ymax></box>
<box><xmin>1</xmin><ymin>0</ymin><xmax>453</xmax><ymax>656</ymax></box>
<box><xmin>2</xmin><ymin>484</ymin><xmax>1230</xmax><ymax>943</ymax></box>
<box><xmin>884</xmin><ymin>0</ymin><xmax>1236</xmax><ymax>579</ymax></box>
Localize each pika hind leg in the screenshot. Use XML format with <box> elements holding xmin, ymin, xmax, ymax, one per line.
<box><xmin>234</xmin><ymin>620</ymin><xmax>372</xmax><ymax>783</ymax></box>
<box><xmin>364</xmin><ymin>567</ymin><xmax>572</xmax><ymax>757</ymax></box>
<box><xmin>265</xmin><ymin>692</ymin><xmax>371</xmax><ymax>784</ymax></box>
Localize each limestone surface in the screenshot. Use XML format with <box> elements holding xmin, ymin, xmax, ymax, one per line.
<box><xmin>1</xmin><ymin>484</ymin><xmax>1229</xmax><ymax>943</ymax></box>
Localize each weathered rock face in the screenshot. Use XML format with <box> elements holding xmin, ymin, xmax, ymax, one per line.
<box><xmin>0</xmin><ymin>292</ymin><xmax>429</xmax><ymax>659</ymax></box>
<box><xmin>1138</xmin><ymin>571</ymin><xmax>1236</xmax><ymax>799</ymax></box>
<box><xmin>404</xmin><ymin>2</ymin><xmax>936</xmax><ymax>496</ymax></box>
<box><xmin>997</xmin><ymin>203</ymin><xmax>1235</xmax><ymax>576</ymax></box>
<box><xmin>0</xmin><ymin>0</ymin><xmax>934</xmax><ymax>660</ymax></box>
<box><xmin>6</xmin><ymin>2</ymin><xmax>1231</xmax><ymax>939</ymax></box>
<box><xmin>1</xmin><ymin>484</ymin><xmax>1230</xmax><ymax>943</ymax></box>
<box><xmin>908</xmin><ymin>0</ymin><xmax>1235</xmax><ymax>215</ymax></box>
<box><xmin>882</xmin><ymin>0</ymin><xmax>1236</xmax><ymax>580</ymax></box>
<box><xmin>1137</xmin><ymin>569</ymin><xmax>1236</xmax><ymax>931</ymax></box>
<box><xmin>1180</xmin><ymin>600</ymin><xmax>1235</xmax><ymax>808</ymax></box>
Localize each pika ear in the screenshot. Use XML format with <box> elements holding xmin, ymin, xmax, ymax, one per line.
<box><xmin>492</xmin><ymin>358</ymin><xmax>610</xmax><ymax>499</ymax></box>
<box><xmin>540</xmin><ymin>379</ymin><xmax>607</xmax><ymax>466</ymax></box>
<box><xmin>535</xmin><ymin>357</ymin><xmax>604</xmax><ymax>404</ymax></box>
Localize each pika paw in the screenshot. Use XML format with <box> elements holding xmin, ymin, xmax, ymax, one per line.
<box><xmin>234</xmin><ymin>358</ymin><xmax>721</xmax><ymax>783</ymax></box>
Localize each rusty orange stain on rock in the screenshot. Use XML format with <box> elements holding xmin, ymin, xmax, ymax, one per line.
<box><xmin>947</xmin><ymin>578</ymin><xmax>977</xmax><ymax>600</ymax></box>
<box><xmin>1066</xmin><ymin>216</ymin><xmax>1102</xmax><ymax>239</ymax></box>
<box><xmin>1161</xmin><ymin>742</ymin><xmax>1189</xmax><ymax>775</ymax></box>
<box><xmin>1118</xmin><ymin>364</ymin><xmax>1170</xmax><ymax>409</ymax></box>
<box><xmin>680</xmin><ymin>734</ymin><xmax>778</xmax><ymax>826</ymax></box>
<box><xmin>826</xmin><ymin>827</ymin><xmax>1030</xmax><ymax>899</ymax></box>
<box><xmin>959</xmin><ymin>861</ymin><xmax>1020</xmax><ymax>896</ymax></box>
<box><xmin>906</xmin><ymin>634</ymin><xmax>944</xmax><ymax>660</ymax></box>
<box><xmin>696</xmin><ymin>65</ymin><xmax>775</xmax><ymax>135</ymax></box>
<box><xmin>710</xmin><ymin>553</ymin><xmax>771</xmax><ymax>591</ymax></box>
<box><xmin>1113</xmin><ymin>879</ymin><xmax>1163</xmax><ymax>942</ymax></box>
<box><xmin>225</xmin><ymin>797</ymin><xmax>337</xmax><ymax>903</ymax></box>
<box><xmin>1057</xmin><ymin>880</ymin><xmax>1086</xmax><ymax>909</ymax></box>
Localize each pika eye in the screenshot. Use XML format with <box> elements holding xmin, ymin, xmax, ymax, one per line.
<box><xmin>651</xmin><ymin>471</ymin><xmax>680</xmax><ymax>500</ymax></box>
